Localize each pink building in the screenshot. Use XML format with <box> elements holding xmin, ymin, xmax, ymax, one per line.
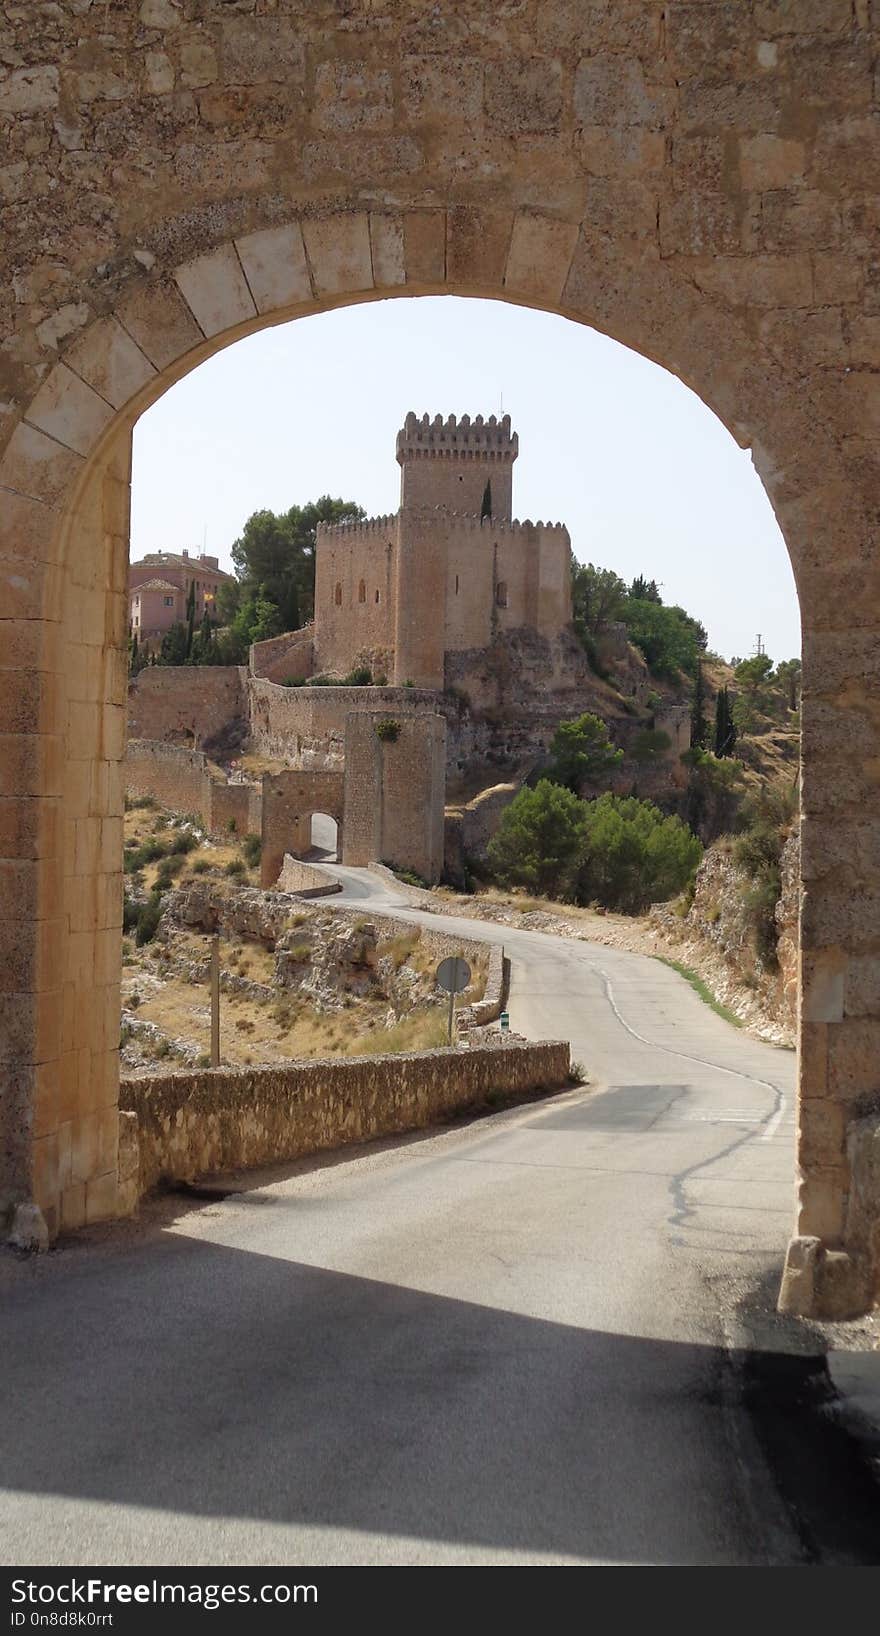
<box><xmin>129</xmin><ymin>550</ymin><xmax>235</xmax><ymax>640</ymax></box>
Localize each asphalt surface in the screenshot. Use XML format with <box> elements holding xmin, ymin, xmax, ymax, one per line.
<box><xmin>2</xmin><ymin>863</ymin><xmax>874</xmax><ymax>1566</ymax></box>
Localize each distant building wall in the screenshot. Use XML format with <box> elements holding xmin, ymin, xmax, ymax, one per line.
<box><xmin>127</xmin><ymin>666</ymin><xmax>247</xmax><ymax>746</ymax></box>
<box><xmin>210</xmin><ymin>781</ymin><xmax>262</xmax><ymax>837</ymax></box>
<box><xmin>342</xmin><ymin>712</ymin><xmax>446</xmax><ymax>883</ymax></box>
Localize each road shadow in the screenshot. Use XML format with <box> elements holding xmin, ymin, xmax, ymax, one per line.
<box><xmin>2</xmin><ymin>1225</ymin><xmax>878</xmax><ymax>1565</ymax></box>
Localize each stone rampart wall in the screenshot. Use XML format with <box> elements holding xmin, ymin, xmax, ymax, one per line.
<box><xmin>127</xmin><ymin>666</ymin><xmax>247</xmax><ymax>746</ymax></box>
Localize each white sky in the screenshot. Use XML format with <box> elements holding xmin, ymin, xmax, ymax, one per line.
<box><xmin>131</xmin><ymin>295</ymin><xmax>801</xmax><ymax>664</ymax></box>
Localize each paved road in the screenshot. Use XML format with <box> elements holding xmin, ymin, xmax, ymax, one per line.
<box><xmin>0</xmin><ymin>865</ymin><xmax>837</xmax><ymax>1566</ymax></box>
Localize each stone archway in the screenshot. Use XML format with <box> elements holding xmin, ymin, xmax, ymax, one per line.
<box><xmin>1</xmin><ymin>4</ymin><xmax>878</xmax><ymax>1315</ymax></box>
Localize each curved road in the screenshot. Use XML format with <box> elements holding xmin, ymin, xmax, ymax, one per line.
<box><xmin>0</xmin><ymin>864</ymin><xmax>835</xmax><ymax>1567</ymax></box>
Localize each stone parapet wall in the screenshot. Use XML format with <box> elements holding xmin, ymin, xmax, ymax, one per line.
<box><xmin>127</xmin><ymin>666</ymin><xmax>247</xmax><ymax>746</ymax></box>
<box><xmin>275</xmin><ymin>855</ymin><xmax>342</xmax><ymax>898</ymax></box>
<box><xmin>120</xmin><ymin>1039</ymin><xmax>571</xmax><ymax>1203</ymax></box>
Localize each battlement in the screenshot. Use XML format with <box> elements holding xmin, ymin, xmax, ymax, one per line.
<box><xmin>317</xmin><ymin>507</ymin><xmax>569</xmax><ymax>541</ymax></box>
<box><xmin>396</xmin><ymin>412</ymin><xmax>519</xmax><ymax>464</ymax></box>
<box><xmin>316</xmin><ymin>513</ymin><xmax>399</xmax><ymax>542</ymax></box>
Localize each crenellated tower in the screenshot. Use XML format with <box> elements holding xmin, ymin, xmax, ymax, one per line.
<box><xmin>396</xmin><ymin>411</ymin><xmax>518</xmax><ymax>520</ymax></box>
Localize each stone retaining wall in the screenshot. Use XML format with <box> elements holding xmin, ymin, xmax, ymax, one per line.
<box><xmin>120</xmin><ymin>1040</ymin><xmax>571</xmax><ymax>1203</ymax></box>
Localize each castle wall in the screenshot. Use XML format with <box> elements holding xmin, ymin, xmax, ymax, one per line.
<box><xmin>247</xmin><ymin>677</ymin><xmax>441</xmax><ymax>767</ymax></box>
<box><xmin>397</xmin><ymin>413</ymin><xmax>517</xmax><ymax>519</ymax></box>
<box><xmin>314</xmin><ymin>517</ymin><xmax>397</xmax><ymax>678</ymax></box>
<box><xmin>126</xmin><ymin>741</ymin><xmax>211</xmax><ymax>821</ymax></box>
<box><xmin>393</xmin><ymin>511</ymin><xmax>448</xmax><ymax>688</ymax></box>
<box><xmin>260</xmin><ymin>768</ymin><xmax>345</xmax><ymax>888</ymax></box>
<box><xmin>342</xmin><ymin>712</ymin><xmax>446</xmax><ymax>884</ymax></box>
<box><xmin>125</xmin><ymin>741</ymin><xmax>262</xmax><ymax>837</ymax></box>
<box><xmin>250</xmin><ymin>628</ymin><xmax>314</xmax><ymax>685</ymax></box>
<box><xmin>127</xmin><ymin>666</ymin><xmax>247</xmax><ymax>747</ymax></box>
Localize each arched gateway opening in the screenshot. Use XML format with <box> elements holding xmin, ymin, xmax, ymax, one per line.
<box><xmin>1</xmin><ymin>13</ymin><xmax>878</xmax><ymax>1320</ymax></box>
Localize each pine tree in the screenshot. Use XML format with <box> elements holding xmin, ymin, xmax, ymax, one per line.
<box><xmin>481</xmin><ymin>480</ymin><xmax>492</xmax><ymax>520</ymax></box>
<box><xmin>691</xmin><ymin>659</ymin><xmax>708</xmax><ymax>749</ymax></box>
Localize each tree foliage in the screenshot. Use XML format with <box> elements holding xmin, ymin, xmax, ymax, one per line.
<box><xmin>545</xmin><ymin>712</ymin><xmax>623</xmax><ymax>792</ymax></box>
<box><xmin>487</xmin><ymin>781</ymin><xmax>588</xmax><ymax>899</ymax></box>
<box><xmin>487</xmin><ymin>781</ymin><xmax>702</xmax><ymax>912</ymax></box>
<box><xmin>231</xmin><ymin>496</ymin><xmax>365</xmax><ymax>634</ymax></box>
<box><xmin>570</xmin><ymin>560</ymin><xmax>628</xmax><ymax>636</ymax></box>
<box><xmin>576</xmin><ymin>794</ymin><xmax>702</xmax><ymax>914</ymax></box>
<box><xmin>622</xmin><ymin>597</ymin><xmax>706</xmax><ymax>680</ymax></box>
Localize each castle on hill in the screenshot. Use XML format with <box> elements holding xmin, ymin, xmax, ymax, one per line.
<box><xmin>310</xmin><ymin>412</ymin><xmax>572</xmax><ymax>690</ymax></box>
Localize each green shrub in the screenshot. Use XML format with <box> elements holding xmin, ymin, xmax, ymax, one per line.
<box><xmin>169</xmin><ymin>830</ymin><xmax>197</xmax><ymax>855</ymax></box>
<box><xmin>376</xmin><ymin>718</ymin><xmax>401</xmax><ymax>743</ymax></box>
<box><xmin>122</xmin><ymin>892</ymin><xmax>140</xmax><ymax>934</ymax></box>
<box><xmin>155</xmin><ymin>855</ymin><xmax>183</xmax><ymax>889</ymax></box>
<box><xmin>191</xmin><ymin>857</ymin><xmax>211</xmax><ymax>875</ymax></box>
<box><xmin>242</xmin><ymin>832</ymin><xmax>262</xmax><ymax>868</ymax></box>
<box><xmin>225</xmin><ymin>858</ymin><xmax>246</xmax><ymax>877</ymax></box>
<box><xmin>545</xmin><ymin>712</ymin><xmax>622</xmax><ymax>791</ymax></box>
<box><xmin>135</xmin><ymin>893</ymin><xmax>163</xmax><ymax>946</ymax></box>
<box><xmin>342</xmin><ymin>665</ymin><xmax>373</xmax><ymax>686</ymax></box>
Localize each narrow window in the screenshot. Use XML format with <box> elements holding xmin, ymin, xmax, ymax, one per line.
<box><xmin>455</xmin><ymin>574</ymin><xmax>460</xmax><ymax>595</ymax></box>
<box><xmin>375</xmin><ymin>589</ymin><xmax>380</xmax><ymax>603</ymax></box>
<box><xmin>358</xmin><ymin>580</ymin><xmax>366</xmax><ymax>603</ymax></box>
<box><xmin>334</xmin><ymin>582</ymin><xmax>342</xmax><ymax>606</ymax></box>
<box><xmin>496</xmin><ymin>581</ymin><xmax>508</xmax><ymax>609</ymax></box>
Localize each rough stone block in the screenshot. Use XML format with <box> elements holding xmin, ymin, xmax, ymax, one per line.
<box><xmin>369</xmin><ymin>213</ymin><xmax>405</xmax><ymax>288</ymax></box>
<box><xmin>401</xmin><ymin>55</ymin><xmax>483</xmax><ymax>122</ymax></box>
<box><xmin>116</xmin><ymin>278</ymin><xmax>206</xmax><ymax>372</ymax></box>
<box><xmin>313</xmin><ymin>61</ymin><xmax>393</xmax><ymax>132</ymax></box>
<box><xmin>24</xmin><ymin>364</ymin><xmax>114</xmax><ymax>458</ymax></box>
<box><xmin>221</xmin><ymin>17</ymin><xmax>305</xmax><ymax>86</ymax></box>
<box><xmin>574</xmin><ymin>55</ymin><xmax>669</xmax><ymax>127</ymax></box>
<box><xmin>235</xmin><ymin>224</ymin><xmax>312</xmax><ymax>314</ymax></box>
<box><xmin>485</xmin><ymin>58</ymin><xmax>563</xmax><ymax>135</ymax></box>
<box><xmin>505</xmin><ymin>213</ymin><xmax>579</xmax><ymax>304</ymax></box>
<box><xmin>404</xmin><ymin>212</ymin><xmax>446</xmax><ymax>285</ymax></box>
<box><xmin>174</xmin><ymin>244</ymin><xmax>256</xmax><ymax>337</ymax></box>
<box><xmin>302</xmin><ymin>214</ymin><xmax>373</xmax><ymax>297</ymax></box>
<box><xmin>740</xmin><ymin>134</ymin><xmax>807</xmax><ymax>189</ymax></box>
<box><xmin>64</xmin><ymin>317</ymin><xmax>156</xmax><ymax>410</ymax></box>
<box><xmin>446</xmin><ymin>206</ymin><xmax>514</xmax><ymax>289</ymax></box>
<box><xmin>0</xmin><ymin>421</ymin><xmax>83</xmax><ymax>507</ymax></box>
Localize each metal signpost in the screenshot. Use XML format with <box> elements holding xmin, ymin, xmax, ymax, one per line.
<box><xmin>435</xmin><ymin>955</ymin><xmax>472</xmax><ymax>1045</ymax></box>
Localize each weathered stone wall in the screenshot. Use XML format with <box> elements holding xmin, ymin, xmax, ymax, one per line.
<box><xmin>125</xmin><ymin>738</ymin><xmax>210</xmax><ymax>819</ymax></box>
<box><xmin>125</xmin><ymin>739</ymin><xmax>261</xmax><ymax>837</ymax></box>
<box><xmin>260</xmin><ymin>767</ymin><xmax>344</xmax><ymax>887</ymax></box>
<box><xmin>343</xmin><ymin>712</ymin><xmax>446</xmax><ymax>883</ymax></box>
<box><xmin>209</xmin><ymin>779</ymin><xmax>261</xmax><ymax>838</ymax></box>
<box><xmin>120</xmin><ymin>1038</ymin><xmax>570</xmax><ymax>1203</ymax></box>
<box><xmin>250</xmin><ymin>628</ymin><xmax>315</xmax><ymax>685</ymax></box>
<box><xmin>2</xmin><ymin>0</ymin><xmax>879</xmax><ymax>1310</ymax></box>
<box><xmin>127</xmin><ymin>666</ymin><xmax>247</xmax><ymax>747</ymax></box>
<box><xmin>247</xmin><ymin>676</ymin><xmax>440</xmax><ymax>765</ymax></box>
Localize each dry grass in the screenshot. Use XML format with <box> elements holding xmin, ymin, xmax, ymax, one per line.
<box><xmin>133</xmin><ymin>972</ymin><xmax>450</xmax><ymax>1067</ymax></box>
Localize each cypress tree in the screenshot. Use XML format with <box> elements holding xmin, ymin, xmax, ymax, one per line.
<box><xmin>714</xmin><ymin>686</ymin><xmax>737</xmax><ymax>757</ymax></box>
